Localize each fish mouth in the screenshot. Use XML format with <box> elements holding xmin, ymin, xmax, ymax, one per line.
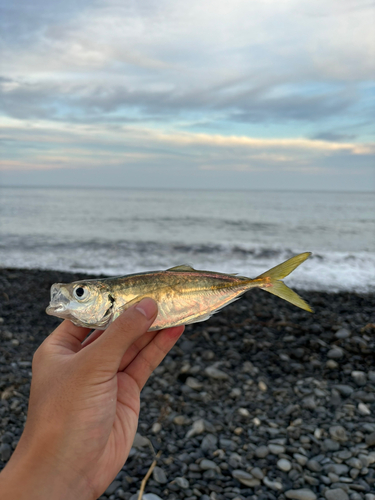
<box><xmin>46</xmin><ymin>284</ymin><xmax>70</xmax><ymax>316</ymax></box>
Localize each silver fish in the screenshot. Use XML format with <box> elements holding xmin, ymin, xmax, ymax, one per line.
<box><xmin>46</xmin><ymin>252</ymin><xmax>312</xmax><ymax>330</ymax></box>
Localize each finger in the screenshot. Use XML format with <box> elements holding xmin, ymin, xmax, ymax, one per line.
<box><xmin>81</xmin><ymin>329</ymin><xmax>104</xmax><ymax>348</ymax></box>
<box><xmin>118</xmin><ymin>329</ymin><xmax>159</xmax><ymax>371</ymax></box>
<box><xmin>83</xmin><ymin>298</ymin><xmax>158</xmax><ymax>372</ymax></box>
<box><xmin>47</xmin><ymin>320</ymin><xmax>91</xmax><ymax>353</ymax></box>
<box><xmin>124</xmin><ymin>325</ymin><xmax>184</xmax><ymax>390</ymax></box>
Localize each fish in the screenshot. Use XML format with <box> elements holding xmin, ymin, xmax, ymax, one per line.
<box><xmin>46</xmin><ymin>252</ymin><xmax>313</xmax><ymax>330</ymax></box>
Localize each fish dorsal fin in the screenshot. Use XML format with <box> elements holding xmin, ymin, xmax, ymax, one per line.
<box><xmin>166</xmin><ymin>264</ymin><xmax>196</xmax><ymax>272</ymax></box>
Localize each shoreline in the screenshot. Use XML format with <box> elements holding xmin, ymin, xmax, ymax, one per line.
<box><xmin>0</xmin><ymin>268</ymin><xmax>374</xmax><ymax>499</ymax></box>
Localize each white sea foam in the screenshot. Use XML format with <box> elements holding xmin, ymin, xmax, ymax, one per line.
<box><xmin>1</xmin><ymin>187</ymin><xmax>374</xmax><ymax>292</ymax></box>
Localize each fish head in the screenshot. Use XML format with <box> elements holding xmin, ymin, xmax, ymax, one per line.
<box><xmin>46</xmin><ymin>280</ymin><xmax>114</xmax><ymax>329</ymax></box>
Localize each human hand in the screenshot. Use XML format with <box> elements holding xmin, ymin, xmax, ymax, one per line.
<box><xmin>0</xmin><ymin>298</ymin><xmax>184</xmax><ymax>500</ymax></box>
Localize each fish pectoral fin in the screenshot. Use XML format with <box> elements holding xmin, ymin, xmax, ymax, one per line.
<box><xmin>166</xmin><ymin>264</ymin><xmax>196</xmax><ymax>272</ymax></box>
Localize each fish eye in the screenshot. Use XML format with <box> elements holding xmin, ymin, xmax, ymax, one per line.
<box><xmin>73</xmin><ymin>286</ymin><xmax>90</xmax><ymax>301</ymax></box>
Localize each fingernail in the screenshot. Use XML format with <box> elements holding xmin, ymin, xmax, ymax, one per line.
<box><xmin>135</xmin><ymin>298</ymin><xmax>157</xmax><ymax>320</ymax></box>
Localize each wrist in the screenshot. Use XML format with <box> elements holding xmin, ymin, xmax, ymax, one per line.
<box><xmin>0</xmin><ymin>433</ymin><xmax>95</xmax><ymax>500</ymax></box>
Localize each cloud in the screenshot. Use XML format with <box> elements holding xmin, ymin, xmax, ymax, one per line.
<box><xmin>0</xmin><ymin>0</ymin><xmax>374</xmax><ymax>190</ymax></box>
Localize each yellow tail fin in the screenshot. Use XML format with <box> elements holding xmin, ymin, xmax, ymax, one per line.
<box><xmin>256</xmin><ymin>252</ymin><xmax>313</xmax><ymax>312</ymax></box>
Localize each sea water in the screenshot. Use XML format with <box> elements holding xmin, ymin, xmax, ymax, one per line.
<box><xmin>0</xmin><ymin>187</ymin><xmax>374</xmax><ymax>292</ymax></box>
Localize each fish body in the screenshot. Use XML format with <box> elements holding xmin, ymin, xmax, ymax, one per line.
<box><xmin>46</xmin><ymin>253</ymin><xmax>313</xmax><ymax>330</ymax></box>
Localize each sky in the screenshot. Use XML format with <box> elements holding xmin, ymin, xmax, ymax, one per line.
<box><xmin>0</xmin><ymin>0</ymin><xmax>374</xmax><ymax>190</ymax></box>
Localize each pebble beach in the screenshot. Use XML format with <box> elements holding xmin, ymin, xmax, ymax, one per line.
<box><xmin>0</xmin><ymin>268</ymin><xmax>374</xmax><ymax>500</ymax></box>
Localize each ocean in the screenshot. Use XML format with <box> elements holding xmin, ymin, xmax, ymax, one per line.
<box><xmin>0</xmin><ymin>187</ymin><xmax>374</xmax><ymax>292</ymax></box>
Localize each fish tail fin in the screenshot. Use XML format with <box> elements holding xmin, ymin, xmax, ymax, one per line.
<box><xmin>254</xmin><ymin>252</ymin><xmax>313</xmax><ymax>312</ymax></box>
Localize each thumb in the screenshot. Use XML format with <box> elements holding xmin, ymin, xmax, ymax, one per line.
<box><xmin>84</xmin><ymin>298</ymin><xmax>158</xmax><ymax>372</ymax></box>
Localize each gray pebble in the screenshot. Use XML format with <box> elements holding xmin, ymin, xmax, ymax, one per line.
<box><xmin>285</xmin><ymin>489</ymin><xmax>317</xmax><ymax>500</ymax></box>
<box><xmin>174</xmin><ymin>477</ymin><xmax>189</xmax><ymax>489</ymax></box>
<box><xmin>351</xmin><ymin>371</ymin><xmax>367</xmax><ymax>386</ymax></box>
<box><xmin>152</xmin><ymin>466</ymin><xmax>168</xmax><ymax>484</ymax></box>
<box><xmin>335</xmin><ymin>328</ymin><xmax>351</xmax><ymax>339</ymax></box>
<box><xmin>346</xmin><ymin>457</ymin><xmax>363</xmax><ymax>469</ymax></box>
<box><xmin>232</xmin><ymin>469</ymin><xmax>260</xmax><ymax>487</ymax></box>
<box><xmin>0</xmin><ymin>443</ymin><xmax>11</xmax><ymax>461</ymax></box>
<box><xmin>263</xmin><ymin>476</ymin><xmax>283</xmax><ymax>490</ymax></box>
<box><xmin>365</xmin><ymin>432</ymin><xmax>375</xmax><ymax>447</ymax></box>
<box><xmin>255</xmin><ymin>445</ymin><xmax>269</xmax><ymax>458</ymax></box>
<box><xmin>306</xmin><ymin>459</ymin><xmax>322</xmax><ymax>472</ymax></box>
<box><xmin>277</xmin><ymin>458</ymin><xmax>292</xmax><ymax>471</ymax></box>
<box><xmin>329</xmin><ymin>425</ymin><xmax>348</xmax><ymax>442</ymax></box>
<box><xmin>325</xmin><ymin>489</ymin><xmax>349</xmax><ymax>500</ymax></box>
<box><xmin>204</xmin><ymin>366</ymin><xmax>229</xmax><ymax>380</ymax></box>
<box><xmin>323</xmin><ymin>438</ymin><xmax>340</xmax><ymax>451</ymax></box>
<box><xmin>334</xmin><ymin>385</ymin><xmax>354</xmax><ymax>397</ymax></box>
<box><xmin>268</xmin><ymin>443</ymin><xmax>285</xmax><ymax>454</ymax></box>
<box><xmin>325</xmin><ymin>464</ymin><xmax>349</xmax><ymax>475</ymax></box>
<box><xmin>328</xmin><ymin>347</ymin><xmax>344</xmax><ymax>359</ymax></box>
<box><xmin>200</xmin><ymin>459</ymin><xmax>217</xmax><ymax>470</ymax></box>
<box><xmin>251</xmin><ymin>466</ymin><xmax>264</xmax><ymax>479</ymax></box>
<box><xmin>201</xmin><ymin>434</ymin><xmax>218</xmax><ymax>451</ymax></box>
<box><xmin>349</xmin><ymin>494</ymin><xmax>362</xmax><ymax>500</ymax></box>
<box><xmin>185</xmin><ymin>377</ymin><xmax>203</xmax><ymax>390</ymax></box>
<box><xmin>294</xmin><ymin>453</ymin><xmax>308</xmax><ymax>466</ymax></box>
<box><xmin>105</xmin><ymin>481</ymin><xmax>122</xmax><ymax>495</ymax></box>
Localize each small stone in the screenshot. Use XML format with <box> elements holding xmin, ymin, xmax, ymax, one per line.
<box><xmin>346</xmin><ymin>457</ymin><xmax>363</xmax><ymax>469</ymax></box>
<box><xmin>268</xmin><ymin>444</ymin><xmax>285</xmax><ymax>454</ymax></box>
<box><xmin>329</xmin><ymin>425</ymin><xmax>348</xmax><ymax>442</ymax></box>
<box><xmin>152</xmin><ymin>422</ymin><xmax>161</xmax><ymax>434</ymax></box>
<box><xmin>285</xmin><ymin>489</ymin><xmax>317</xmax><ymax>500</ymax></box>
<box><xmin>174</xmin><ymin>415</ymin><xmax>189</xmax><ymax>425</ymax></box>
<box><xmin>358</xmin><ymin>403</ymin><xmax>371</xmax><ymax>415</ymax></box>
<box><xmin>186</xmin><ymin>419</ymin><xmax>206</xmax><ymax>438</ymax></box>
<box><xmin>306</xmin><ymin>459</ymin><xmax>322</xmax><ymax>472</ymax></box>
<box><xmin>143</xmin><ymin>495</ymin><xmax>163</xmax><ymax>500</ymax></box>
<box><xmin>185</xmin><ymin>377</ymin><xmax>203</xmax><ymax>390</ymax></box>
<box><xmin>132</xmin><ymin>433</ymin><xmax>151</xmax><ymax>448</ymax></box>
<box><xmin>294</xmin><ymin>453</ymin><xmax>308</xmax><ymax>466</ymax></box>
<box><xmin>230</xmin><ymin>388</ymin><xmax>241</xmax><ymax>398</ymax></box>
<box><xmin>251</xmin><ymin>467</ymin><xmax>264</xmax><ymax>479</ymax></box>
<box><xmin>325</xmin><ymin>489</ymin><xmax>349</xmax><ymax>500</ymax></box>
<box><xmin>326</xmin><ymin>360</ymin><xmax>339</xmax><ymax>369</ymax></box>
<box><xmin>200</xmin><ymin>459</ymin><xmax>217</xmax><ymax>470</ymax></box>
<box><xmin>327</xmin><ymin>347</ymin><xmax>344</xmax><ymax>359</ymax></box>
<box><xmin>323</xmin><ymin>438</ymin><xmax>340</xmax><ymax>451</ymax></box>
<box><xmin>263</xmin><ymin>476</ymin><xmax>282</xmax><ymax>490</ymax></box>
<box><xmin>258</xmin><ymin>381</ymin><xmax>267</xmax><ymax>391</ymax></box>
<box><xmin>334</xmin><ymin>385</ymin><xmax>354</xmax><ymax>397</ymax></box>
<box><xmin>105</xmin><ymin>481</ymin><xmax>121</xmax><ymax>495</ymax></box>
<box><xmin>234</xmin><ymin>427</ymin><xmax>243</xmax><ymax>435</ymax></box>
<box><xmin>255</xmin><ymin>445</ymin><xmax>269</xmax><ymax>458</ymax></box>
<box><xmin>277</xmin><ymin>458</ymin><xmax>292</xmax><ymax>471</ymax></box>
<box><xmin>232</xmin><ymin>469</ymin><xmax>260</xmax><ymax>487</ymax></box>
<box><xmin>351</xmin><ymin>371</ymin><xmax>367</xmax><ymax>386</ymax></box>
<box><xmin>253</xmin><ymin>417</ymin><xmax>261</xmax><ymax>426</ymax></box>
<box><xmin>0</xmin><ymin>443</ymin><xmax>12</xmax><ymax>461</ymax></box>
<box><xmin>202</xmin><ymin>349</ymin><xmax>215</xmax><ymax>360</ymax></box>
<box><xmin>335</xmin><ymin>328</ymin><xmax>351</xmax><ymax>339</ymax></box>
<box><xmin>201</xmin><ymin>434</ymin><xmax>218</xmax><ymax>451</ymax></box>
<box><xmin>238</xmin><ymin>407</ymin><xmax>250</xmax><ymax>417</ymax></box>
<box><xmin>365</xmin><ymin>432</ymin><xmax>375</xmax><ymax>446</ymax></box>
<box><xmin>204</xmin><ymin>366</ymin><xmax>229</xmax><ymax>380</ymax></box>
<box><xmin>365</xmin><ymin>495</ymin><xmax>375</xmax><ymax>500</ymax></box>
<box><xmin>152</xmin><ymin>466</ymin><xmax>168</xmax><ymax>484</ymax></box>
<box><xmin>325</xmin><ymin>464</ymin><xmax>349</xmax><ymax>475</ymax></box>
<box><xmin>174</xmin><ymin>477</ymin><xmax>189</xmax><ymax>489</ymax></box>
